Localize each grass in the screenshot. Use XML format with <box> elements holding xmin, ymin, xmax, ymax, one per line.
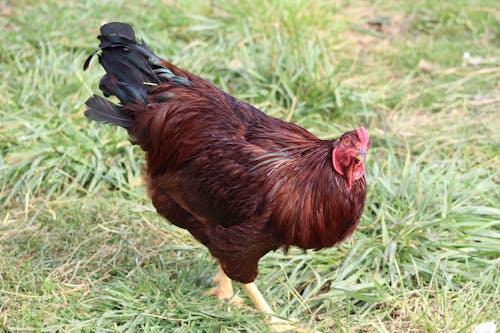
<box><xmin>0</xmin><ymin>0</ymin><xmax>499</xmax><ymax>332</ymax></box>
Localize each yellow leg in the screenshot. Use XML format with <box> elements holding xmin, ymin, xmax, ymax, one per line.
<box><xmin>205</xmin><ymin>265</ymin><xmax>243</xmax><ymax>305</ymax></box>
<box><xmin>242</xmin><ymin>283</ymin><xmax>307</xmax><ymax>333</ymax></box>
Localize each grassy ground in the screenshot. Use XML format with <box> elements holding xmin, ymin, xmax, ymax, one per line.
<box><xmin>1</xmin><ymin>0</ymin><xmax>499</xmax><ymax>332</ymax></box>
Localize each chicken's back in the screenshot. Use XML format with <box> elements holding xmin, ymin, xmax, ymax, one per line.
<box><xmin>133</xmin><ymin>85</ymin><xmax>286</xmax><ymax>283</ymax></box>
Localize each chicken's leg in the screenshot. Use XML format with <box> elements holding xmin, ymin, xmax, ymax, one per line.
<box><xmin>205</xmin><ymin>265</ymin><xmax>243</xmax><ymax>305</ymax></box>
<box><xmin>242</xmin><ymin>282</ymin><xmax>306</xmax><ymax>332</ymax></box>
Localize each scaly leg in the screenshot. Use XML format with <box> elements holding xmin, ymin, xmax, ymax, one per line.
<box><xmin>205</xmin><ymin>265</ymin><xmax>243</xmax><ymax>305</ymax></box>
<box><xmin>242</xmin><ymin>282</ymin><xmax>307</xmax><ymax>333</ymax></box>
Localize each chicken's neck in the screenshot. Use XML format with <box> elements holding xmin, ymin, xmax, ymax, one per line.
<box><xmin>263</xmin><ymin>141</ymin><xmax>366</xmax><ymax>250</ymax></box>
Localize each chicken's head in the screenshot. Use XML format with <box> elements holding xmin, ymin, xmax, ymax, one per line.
<box><xmin>332</xmin><ymin>127</ymin><xmax>370</xmax><ymax>189</ymax></box>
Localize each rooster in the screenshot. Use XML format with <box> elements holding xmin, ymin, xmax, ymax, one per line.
<box><xmin>83</xmin><ymin>22</ymin><xmax>370</xmax><ymax>331</ymax></box>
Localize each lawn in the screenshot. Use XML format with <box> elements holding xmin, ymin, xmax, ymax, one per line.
<box><xmin>0</xmin><ymin>0</ymin><xmax>499</xmax><ymax>332</ymax></box>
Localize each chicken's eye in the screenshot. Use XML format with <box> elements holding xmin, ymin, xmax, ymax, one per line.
<box><xmin>343</xmin><ymin>138</ymin><xmax>350</xmax><ymax>145</ymax></box>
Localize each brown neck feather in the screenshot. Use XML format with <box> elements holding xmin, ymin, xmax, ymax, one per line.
<box><xmin>266</xmin><ymin>142</ymin><xmax>366</xmax><ymax>250</ymax></box>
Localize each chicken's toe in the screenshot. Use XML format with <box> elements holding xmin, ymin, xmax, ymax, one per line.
<box><xmin>205</xmin><ymin>265</ymin><xmax>243</xmax><ymax>305</ymax></box>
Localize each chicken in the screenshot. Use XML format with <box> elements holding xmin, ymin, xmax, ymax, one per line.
<box><xmin>83</xmin><ymin>22</ymin><xmax>370</xmax><ymax>331</ymax></box>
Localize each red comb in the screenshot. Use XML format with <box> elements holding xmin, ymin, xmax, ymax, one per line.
<box><xmin>356</xmin><ymin>127</ymin><xmax>370</xmax><ymax>146</ymax></box>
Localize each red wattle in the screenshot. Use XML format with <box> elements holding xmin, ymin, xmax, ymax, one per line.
<box><xmin>332</xmin><ymin>147</ymin><xmax>344</xmax><ymax>176</ymax></box>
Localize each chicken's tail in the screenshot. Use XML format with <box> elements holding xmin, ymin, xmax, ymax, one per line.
<box><xmin>83</xmin><ymin>22</ymin><xmax>191</xmax><ymax>128</ymax></box>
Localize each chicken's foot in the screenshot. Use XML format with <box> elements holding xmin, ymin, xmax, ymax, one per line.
<box><xmin>241</xmin><ymin>282</ymin><xmax>308</xmax><ymax>332</ymax></box>
<box><xmin>205</xmin><ymin>265</ymin><xmax>243</xmax><ymax>305</ymax></box>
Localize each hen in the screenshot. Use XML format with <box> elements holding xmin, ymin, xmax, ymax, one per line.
<box><xmin>83</xmin><ymin>22</ymin><xmax>370</xmax><ymax>331</ymax></box>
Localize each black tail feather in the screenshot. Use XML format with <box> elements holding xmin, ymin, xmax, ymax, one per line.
<box><xmin>83</xmin><ymin>22</ymin><xmax>193</xmax><ymax>128</ymax></box>
<box><xmin>100</xmin><ymin>22</ymin><xmax>135</xmax><ymax>40</ymax></box>
<box><xmin>98</xmin><ymin>47</ymin><xmax>160</xmax><ymax>87</ymax></box>
<box><xmin>99</xmin><ymin>73</ymin><xmax>148</xmax><ymax>105</ymax></box>
<box><xmin>84</xmin><ymin>94</ymin><xmax>131</xmax><ymax>128</ymax></box>
<box><xmin>96</xmin><ymin>23</ymin><xmax>161</xmax><ymax>101</ymax></box>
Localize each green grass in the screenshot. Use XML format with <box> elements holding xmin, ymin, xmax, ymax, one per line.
<box><xmin>1</xmin><ymin>0</ymin><xmax>499</xmax><ymax>332</ymax></box>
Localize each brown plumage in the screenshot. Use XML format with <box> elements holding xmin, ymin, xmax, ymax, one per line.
<box><xmin>84</xmin><ymin>22</ymin><xmax>370</xmax><ymax>319</ymax></box>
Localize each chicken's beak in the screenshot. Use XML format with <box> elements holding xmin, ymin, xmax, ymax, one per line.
<box><xmin>355</xmin><ymin>150</ymin><xmax>366</xmax><ymax>161</ymax></box>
